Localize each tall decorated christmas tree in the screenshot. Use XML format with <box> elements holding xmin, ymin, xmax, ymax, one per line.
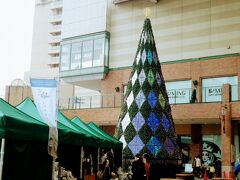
<box><xmin>115</xmin><ymin>18</ymin><xmax>180</xmax><ymax>163</ymax></box>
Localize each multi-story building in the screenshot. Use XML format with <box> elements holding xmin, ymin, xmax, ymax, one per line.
<box><xmin>6</xmin><ymin>0</ymin><xmax>240</xmax><ymax>173</ymax></box>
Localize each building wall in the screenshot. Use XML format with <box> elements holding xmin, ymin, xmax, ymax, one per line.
<box><xmin>109</xmin><ymin>0</ymin><xmax>240</xmax><ymax>68</ymax></box>
<box><xmin>61</xmin><ymin>0</ymin><xmax>109</xmax><ymax>39</ymax></box>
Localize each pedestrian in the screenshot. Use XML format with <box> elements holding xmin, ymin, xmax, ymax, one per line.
<box><xmin>132</xmin><ymin>153</ymin><xmax>146</xmax><ymax>180</ymax></box>
<box><xmin>193</xmin><ymin>155</ymin><xmax>202</xmax><ymax>177</ymax></box>
<box><xmin>102</xmin><ymin>151</ymin><xmax>115</xmax><ymax>180</ymax></box>
<box><xmin>143</xmin><ymin>153</ymin><xmax>150</xmax><ymax>180</ymax></box>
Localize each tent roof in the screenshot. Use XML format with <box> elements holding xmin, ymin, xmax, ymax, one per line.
<box><xmin>71</xmin><ymin>116</ymin><xmax>113</xmax><ymax>148</ymax></box>
<box><xmin>0</xmin><ymin>98</ymin><xmax>49</xmax><ymax>142</ymax></box>
<box><xmin>16</xmin><ymin>98</ymin><xmax>98</xmax><ymax>146</ymax></box>
<box><xmin>87</xmin><ymin>122</ymin><xmax>122</xmax><ymax>149</ymax></box>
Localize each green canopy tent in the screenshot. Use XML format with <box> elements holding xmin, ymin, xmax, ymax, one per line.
<box><xmin>71</xmin><ymin>116</ymin><xmax>113</xmax><ymax>149</ymax></box>
<box><xmin>87</xmin><ymin>122</ymin><xmax>123</xmax><ymax>167</ymax></box>
<box><xmin>0</xmin><ymin>98</ymin><xmax>52</xmax><ymax>180</ymax></box>
<box><xmin>87</xmin><ymin>122</ymin><xmax>122</xmax><ymax>149</ymax></box>
<box><xmin>71</xmin><ymin>116</ymin><xmax>116</xmax><ymax>173</ymax></box>
<box><xmin>16</xmin><ymin>97</ymin><xmax>99</xmax><ymax>179</ymax></box>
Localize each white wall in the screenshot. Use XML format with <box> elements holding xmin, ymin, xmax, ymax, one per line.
<box><xmin>61</xmin><ymin>0</ymin><xmax>108</xmax><ymax>39</ymax></box>
<box><xmin>109</xmin><ymin>0</ymin><xmax>240</xmax><ymax>68</ymax></box>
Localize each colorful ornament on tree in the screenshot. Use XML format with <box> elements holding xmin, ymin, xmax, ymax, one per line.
<box><xmin>115</xmin><ymin>18</ymin><xmax>180</xmax><ymax>160</ymax></box>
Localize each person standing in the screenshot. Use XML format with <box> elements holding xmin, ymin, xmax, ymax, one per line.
<box><xmin>132</xmin><ymin>154</ymin><xmax>146</xmax><ymax>180</ymax></box>
<box><xmin>143</xmin><ymin>153</ymin><xmax>150</xmax><ymax>180</ymax></box>
<box><xmin>102</xmin><ymin>151</ymin><xmax>115</xmax><ymax>180</ymax></box>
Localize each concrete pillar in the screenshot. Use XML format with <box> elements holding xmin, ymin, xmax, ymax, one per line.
<box><xmin>221</xmin><ymin>84</ymin><xmax>232</xmax><ymax>175</ymax></box>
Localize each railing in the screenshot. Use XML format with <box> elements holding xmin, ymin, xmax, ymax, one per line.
<box><xmin>202</xmin><ymin>85</ymin><xmax>238</xmax><ymax>102</ymax></box>
<box><xmin>58</xmin><ymin>85</ymin><xmax>238</xmax><ymax>110</ymax></box>
<box><xmin>58</xmin><ymin>93</ymin><xmax>124</xmax><ymax>110</ymax></box>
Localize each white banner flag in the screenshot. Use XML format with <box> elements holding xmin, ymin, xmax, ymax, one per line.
<box><xmin>30</xmin><ymin>79</ymin><xmax>58</xmax><ymax>158</ymax></box>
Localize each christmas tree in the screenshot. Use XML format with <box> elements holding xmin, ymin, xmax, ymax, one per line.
<box><xmin>115</xmin><ymin>18</ymin><xmax>180</xmax><ymax>161</ymax></box>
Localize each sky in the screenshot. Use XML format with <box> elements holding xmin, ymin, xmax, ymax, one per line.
<box><xmin>0</xmin><ymin>1</ymin><xmax>35</xmax><ymax>96</ymax></box>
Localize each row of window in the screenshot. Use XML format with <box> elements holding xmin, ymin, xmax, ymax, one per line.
<box><xmin>60</xmin><ymin>35</ymin><xmax>109</xmax><ymax>71</ymax></box>
<box><xmin>123</xmin><ymin>76</ymin><xmax>238</xmax><ymax>103</ymax></box>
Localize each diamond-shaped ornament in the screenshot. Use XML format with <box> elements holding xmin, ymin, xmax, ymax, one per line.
<box><xmin>148</xmin><ymin>70</ymin><xmax>155</xmax><ymax>86</ymax></box>
<box><xmin>147</xmin><ymin>50</ymin><xmax>153</xmax><ymax>64</ymax></box>
<box><xmin>120</xmin><ymin>135</ymin><xmax>127</xmax><ymax>149</ymax></box>
<box><xmin>141</xmin><ymin>49</ymin><xmax>146</xmax><ymax>64</ymax></box>
<box><xmin>131</xmin><ymin>71</ymin><xmax>138</xmax><ymax>86</ymax></box>
<box><xmin>136</xmin><ymin>51</ymin><xmax>141</xmax><ymax>64</ymax></box>
<box><xmin>135</xmin><ymin>90</ymin><xmax>145</xmax><ymax>109</ymax></box>
<box><xmin>153</xmin><ymin>51</ymin><xmax>158</xmax><ymax>64</ymax></box>
<box><xmin>146</xmin><ymin>136</ymin><xmax>162</xmax><ymax>157</ymax></box>
<box><xmin>147</xmin><ymin>91</ymin><xmax>157</xmax><ymax>108</ymax></box>
<box><xmin>126</xmin><ymin>91</ymin><xmax>134</xmax><ymax>108</ymax></box>
<box><xmin>159</xmin><ymin>92</ymin><xmax>165</xmax><ymax>109</ymax></box>
<box><xmin>128</xmin><ymin>135</ymin><xmax>145</xmax><ymax>155</ymax></box>
<box><xmin>147</xmin><ymin>112</ymin><xmax>159</xmax><ymax>132</ymax></box>
<box><xmin>139</xmin><ymin>70</ymin><xmax>146</xmax><ymax>86</ymax></box>
<box><xmin>156</xmin><ymin>72</ymin><xmax>161</xmax><ymax>86</ymax></box>
<box><xmin>162</xmin><ymin>114</ymin><xmax>170</xmax><ymax>132</ymax></box>
<box><xmin>132</xmin><ymin>112</ymin><xmax>145</xmax><ymax>132</ymax></box>
<box><xmin>121</xmin><ymin>113</ymin><xmax>131</xmax><ymax>132</ymax></box>
<box><xmin>164</xmin><ymin>138</ymin><xmax>174</xmax><ymax>155</ymax></box>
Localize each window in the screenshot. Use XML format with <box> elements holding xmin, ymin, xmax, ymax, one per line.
<box><xmin>82</xmin><ymin>40</ymin><xmax>93</xmax><ymax>68</ymax></box>
<box><xmin>202</xmin><ymin>76</ymin><xmax>238</xmax><ymax>102</ymax></box>
<box><xmin>165</xmin><ymin>80</ymin><xmax>191</xmax><ymax>104</ymax></box>
<box><xmin>93</xmin><ymin>38</ymin><xmax>104</xmax><ymax>66</ymax></box>
<box><xmin>60</xmin><ymin>44</ymin><xmax>71</xmax><ymax>71</ymax></box>
<box><xmin>60</xmin><ymin>32</ymin><xmax>109</xmax><ymax>72</ymax></box>
<box><xmin>71</xmin><ymin>42</ymin><xmax>82</xmax><ymax>70</ymax></box>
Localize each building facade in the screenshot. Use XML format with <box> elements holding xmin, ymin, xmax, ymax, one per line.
<box><xmin>6</xmin><ymin>0</ymin><xmax>240</xmax><ymax>173</ymax></box>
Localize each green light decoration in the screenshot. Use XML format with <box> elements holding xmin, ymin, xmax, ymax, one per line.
<box><xmin>115</xmin><ymin>18</ymin><xmax>181</xmax><ymax>160</ymax></box>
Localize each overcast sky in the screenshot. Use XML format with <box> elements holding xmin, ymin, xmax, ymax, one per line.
<box><xmin>0</xmin><ymin>1</ymin><xmax>35</xmax><ymax>96</ymax></box>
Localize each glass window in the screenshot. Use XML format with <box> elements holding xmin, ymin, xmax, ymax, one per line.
<box><xmin>202</xmin><ymin>76</ymin><xmax>238</xmax><ymax>102</ymax></box>
<box><xmin>93</xmin><ymin>38</ymin><xmax>104</xmax><ymax>67</ymax></box>
<box><xmin>60</xmin><ymin>44</ymin><xmax>71</xmax><ymax>71</ymax></box>
<box><xmin>82</xmin><ymin>40</ymin><xmax>93</xmax><ymax>68</ymax></box>
<box><xmin>165</xmin><ymin>80</ymin><xmax>191</xmax><ymax>104</ymax></box>
<box><xmin>71</xmin><ymin>42</ymin><xmax>82</xmax><ymax>70</ymax></box>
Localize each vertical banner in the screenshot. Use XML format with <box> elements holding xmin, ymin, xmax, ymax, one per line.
<box><xmin>30</xmin><ymin>79</ymin><xmax>58</xmax><ymax>158</ymax></box>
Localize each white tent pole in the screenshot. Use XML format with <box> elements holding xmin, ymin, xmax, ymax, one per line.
<box><xmin>97</xmin><ymin>148</ymin><xmax>100</xmax><ymax>172</ymax></box>
<box><xmin>0</xmin><ymin>138</ymin><xmax>6</xmax><ymax>180</ymax></box>
<box><xmin>80</xmin><ymin>146</ymin><xmax>84</xmax><ymax>179</ymax></box>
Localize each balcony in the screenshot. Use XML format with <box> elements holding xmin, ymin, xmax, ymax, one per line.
<box><xmin>49</xmin><ymin>14</ymin><xmax>62</xmax><ymax>24</ymax></box>
<box><xmin>50</xmin><ymin>0</ymin><xmax>62</xmax><ymax>10</ymax></box>
<box><xmin>48</xmin><ymin>45</ymin><xmax>60</xmax><ymax>55</ymax></box>
<box><xmin>47</xmin><ymin>57</ymin><xmax>59</xmax><ymax>66</ymax></box>
<box><xmin>48</xmin><ymin>35</ymin><xmax>61</xmax><ymax>44</ymax></box>
<box><xmin>49</xmin><ymin>24</ymin><xmax>61</xmax><ymax>34</ymax></box>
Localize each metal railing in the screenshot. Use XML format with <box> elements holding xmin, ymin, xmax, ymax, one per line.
<box><xmin>58</xmin><ymin>93</ymin><xmax>123</xmax><ymax>110</ymax></box>
<box><xmin>58</xmin><ymin>85</ymin><xmax>238</xmax><ymax>110</ymax></box>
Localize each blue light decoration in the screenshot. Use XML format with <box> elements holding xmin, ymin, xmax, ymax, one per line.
<box><xmin>141</xmin><ymin>49</ymin><xmax>146</xmax><ymax>64</ymax></box>
<box><xmin>128</xmin><ymin>135</ymin><xmax>145</xmax><ymax>155</ymax></box>
<box><xmin>161</xmin><ymin>114</ymin><xmax>170</xmax><ymax>132</ymax></box>
<box><xmin>139</xmin><ymin>69</ymin><xmax>146</xmax><ymax>86</ymax></box>
<box><xmin>147</xmin><ymin>91</ymin><xmax>157</xmax><ymax>108</ymax></box>
<box><xmin>146</xmin><ymin>136</ymin><xmax>162</xmax><ymax>156</ymax></box>
<box><xmin>147</xmin><ymin>112</ymin><xmax>159</xmax><ymax>131</ymax></box>
<box><xmin>135</xmin><ymin>90</ymin><xmax>145</xmax><ymax>109</ymax></box>
<box><xmin>148</xmin><ymin>49</ymin><xmax>153</xmax><ymax>64</ymax></box>
<box><xmin>132</xmin><ymin>112</ymin><xmax>145</xmax><ymax>132</ymax></box>
<box><xmin>164</xmin><ymin>138</ymin><xmax>174</xmax><ymax>155</ymax></box>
